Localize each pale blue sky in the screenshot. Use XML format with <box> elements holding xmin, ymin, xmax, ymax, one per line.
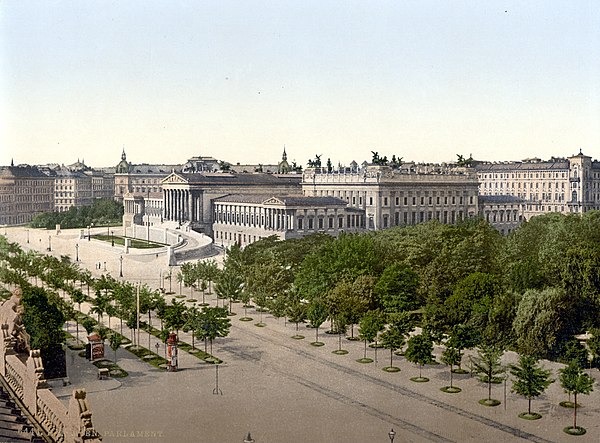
<box><xmin>1</xmin><ymin>1</ymin><xmax>599</xmax><ymax>168</ymax></box>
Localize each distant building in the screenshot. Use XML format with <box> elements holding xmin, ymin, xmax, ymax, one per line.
<box><xmin>114</xmin><ymin>150</ymin><xmax>181</xmax><ymax>202</ymax></box>
<box><xmin>301</xmin><ymin>163</ymin><xmax>480</xmax><ymax>230</ymax></box>
<box><xmin>0</xmin><ymin>163</ymin><xmax>54</xmax><ymax>225</ymax></box>
<box><xmin>48</xmin><ymin>167</ymin><xmax>93</xmax><ymax>212</ymax></box>
<box><xmin>478</xmin><ymin>195</ymin><xmax>526</xmax><ymax>235</ymax></box>
<box><xmin>37</xmin><ymin>160</ymin><xmax>114</xmax><ymax>212</ymax></box>
<box><xmin>212</xmin><ymin>194</ymin><xmax>364</xmax><ymax>248</ymax></box>
<box><xmin>476</xmin><ymin>150</ymin><xmax>600</xmax><ymax>223</ymax></box>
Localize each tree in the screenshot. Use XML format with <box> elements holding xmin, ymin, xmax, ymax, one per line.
<box><xmin>473</xmin><ymin>345</ymin><xmax>504</xmax><ymax>406</ymax></box>
<box><xmin>82</xmin><ymin>318</ymin><xmax>96</xmax><ymax>337</ymax></box>
<box><xmin>358</xmin><ymin>310</ymin><xmax>385</xmax><ymax>363</ymax></box>
<box><xmin>307</xmin><ymin>299</ymin><xmax>328</xmax><ymax>346</ymax></box>
<box><xmin>182</xmin><ymin>306</ymin><xmax>200</xmax><ymax>350</ymax></box>
<box><xmin>109</xmin><ymin>333</ymin><xmax>123</xmax><ymax>364</ymax></box>
<box><xmin>194</xmin><ymin>306</ymin><xmax>231</xmax><ymax>355</ymax></box>
<box><xmin>405</xmin><ymin>333</ymin><xmax>434</xmax><ymax>381</ymax></box>
<box><xmin>287</xmin><ymin>296</ymin><xmax>307</xmax><ymax>339</ymax></box>
<box><xmin>446</xmin><ymin>324</ymin><xmax>479</xmax><ymax>373</ymax></box>
<box><xmin>559</xmin><ymin>360</ymin><xmax>594</xmax><ymax>434</ymax></box>
<box><xmin>441</xmin><ymin>346</ymin><xmax>462</xmax><ymax>392</ymax></box>
<box><xmin>163</xmin><ymin>299</ymin><xmax>187</xmax><ymax>336</ymax></box>
<box><xmin>374</xmin><ymin>263</ymin><xmax>420</xmax><ymax>313</ymax></box>
<box><xmin>214</xmin><ymin>270</ymin><xmax>242</xmax><ymax>315</ymax></box>
<box><xmin>21</xmin><ymin>285</ymin><xmax>67</xmax><ymax>378</ymax></box>
<box><xmin>510</xmin><ymin>355</ymin><xmax>554</xmax><ymax>418</ymax></box>
<box><xmin>444</xmin><ymin>272</ymin><xmax>502</xmax><ymax>335</ymax></box>
<box><xmin>71</xmin><ymin>289</ymin><xmax>86</xmax><ymax>343</ymax></box>
<box><xmin>513</xmin><ymin>287</ymin><xmax>575</xmax><ymax>360</ymax></box>
<box><xmin>380</xmin><ymin>324</ymin><xmax>405</xmax><ymax>371</ymax></box>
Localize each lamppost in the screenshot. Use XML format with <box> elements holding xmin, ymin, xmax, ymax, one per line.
<box><xmin>111</xmin><ymin>230</ymin><xmax>114</xmax><ymax>247</ymax></box>
<box><xmin>75</xmin><ymin>243</ymin><xmax>79</xmax><ymax>262</ymax></box>
<box><xmin>103</xmin><ymin>261</ymin><xmax>107</xmax><ymax>272</ymax></box>
<box><xmin>119</xmin><ymin>255</ymin><xmax>123</xmax><ymax>278</ymax></box>
<box><xmin>388</xmin><ymin>429</ymin><xmax>395</xmax><ymax>443</ymax></box>
<box><xmin>87</xmin><ymin>225</ymin><xmax>91</xmax><ymax>241</ymax></box>
<box><xmin>48</xmin><ymin>235</ymin><xmax>52</xmax><ymax>252</ymax></box>
<box><xmin>243</xmin><ymin>433</ymin><xmax>255</xmax><ymax>443</ymax></box>
<box><xmin>154</xmin><ymin>343</ymin><xmax>160</xmax><ymax>355</ymax></box>
<box><xmin>26</xmin><ymin>229</ymin><xmax>29</xmax><ymax>243</ymax></box>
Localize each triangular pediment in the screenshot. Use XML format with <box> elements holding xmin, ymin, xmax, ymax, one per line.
<box><xmin>162</xmin><ymin>172</ymin><xmax>189</xmax><ymax>184</ymax></box>
<box><xmin>263</xmin><ymin>196</ymin><xmax>284</xmax><ymax>205</ymax></box>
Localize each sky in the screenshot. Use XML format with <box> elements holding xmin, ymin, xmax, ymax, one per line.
<box><xmin>1</xmin><ymin>1</ymin><xmax>599</xmax><ymax>168</ymax></box>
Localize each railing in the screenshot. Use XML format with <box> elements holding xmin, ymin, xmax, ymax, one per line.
<box><xmin>0</xmin><ymin>288</ymin><xmax>102</xmax><ymax>443</ymax></box>
<box><xmin>37</xmin><ymin>390</ymin><xmax>65</xmax><ymax>443</ymax></box>
<box><xmin>4</xmin><ymin>355</ymin><xmax>24</xmax><ymax>399</ymax></box>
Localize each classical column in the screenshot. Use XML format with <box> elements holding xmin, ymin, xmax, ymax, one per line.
<box><xmin>185</xmin><ymin>189</ymin><xmax>194</xmax><ymax>222</ymax></box>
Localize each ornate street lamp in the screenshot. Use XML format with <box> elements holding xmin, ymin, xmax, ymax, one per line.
<box><xmin>48</xmin><ymin>235</ymin><xmax>52</xmax><ymax>252</ymax></box>
<box><xmin>87</xmin><ymin>225</ymin><xmax>91</xmax><ymax>241</ymax></box>
<box><xmin>243</xmin><ymin>432</ymin><xmax>255</xmax><ymax>443</ymax></box>
<box><xmin>388</xmin><ymin>429</ymin><xmax>396</xmax><ymax>442</ymax></box>
<box><xmin>103</xmin><ymin>261</ymin><xmax>107</xmax><ymax>271</ymax></box>
<box><xmin>119</xmin><ymin>255</ymin><xmax>123</xmax><ymax>278</ymax></box>
<box><xmin>111</xmin><ymin>230</ymin><xmax>114</xmax><ymax>247</ymax></box>
<box><xmin>75</xmin><ymin>243</ymin><xmax>79</xmax><ymax>262</ymax></box>
<box><xmin>26</xmin><ymin>229</ymin><xmax>29</xmax><ymax>243</ymax></box>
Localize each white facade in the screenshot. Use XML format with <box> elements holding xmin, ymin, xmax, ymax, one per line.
<box><xmin>301</xmin><ymin>164</ymin><xmax>480</xmax><ymax>230</ymax></box>
<box><xmin>212</xmin><ymin>195</ymin><xmax>364</xmax><ymax>248</ymax></box>
<box><xmin>476</xmin><ymin>151</ymin><xmax>600</xmax><ymax>221</ymax></box>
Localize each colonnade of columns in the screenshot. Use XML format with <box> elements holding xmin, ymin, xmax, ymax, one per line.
<box><xmin>163</xmin><ymin>189</ymin><xmax>203</xmax><ymax>223</ymax></box>
<box><xmin>215</xmin><ymin>204</ymin><xmax>293</xmax><ymax>231</ymax></box>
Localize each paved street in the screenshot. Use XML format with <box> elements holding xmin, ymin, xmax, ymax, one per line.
<box><xmin>3</xmin><ymin>226</ymin><xmax>600</xmax><ymax>442</ymax></box>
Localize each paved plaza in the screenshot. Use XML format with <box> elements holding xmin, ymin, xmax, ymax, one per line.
<box><xmin>3</xmin><ymin>226</ymin><xmax>600</xmax><ymax>442</ymax></box>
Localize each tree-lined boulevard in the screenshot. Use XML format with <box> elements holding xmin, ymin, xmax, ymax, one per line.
<box><xmin>1</xmin><ymin>219</ymin><xmax>599</xmax><ymax>442</ymax></box>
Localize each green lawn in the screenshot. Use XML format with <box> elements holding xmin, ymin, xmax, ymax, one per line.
<box><xmin>91</xmin><ymin>234</ymin><xmax>166</xmax><ymax>249</ymax></box>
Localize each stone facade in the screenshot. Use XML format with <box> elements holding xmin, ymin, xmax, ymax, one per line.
<box><xmin>476</xmin><ymin>150</ymin><xmax>600</xmax><ymax>222</ymax></box>
<box><xmin>212</xmin><ymin>194</ymin><xmax>365</xmax><ymax>248</ymax></box>
<box><xmin>0</xmin><ymin>165</ymin><xmax>54</xmax><ymax>226</ymax></box>
<box><xmin>158</xmin><ymin>172</ymin><xmax>302</xmax><ymax>235</ymax></box>
<box><xmin>301</xmin><ymin>164</ymin><xmax>480</xmax><ymax>230</ymax></box>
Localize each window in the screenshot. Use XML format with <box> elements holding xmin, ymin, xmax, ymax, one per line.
<box><xmin>298</xmin><ymin>218</ymin><xmax>303</xmax><ymax>229</ymax></box>
<box><xmin>308</xmin><ymin>218</ymin><xmax>314</xmax><ymax>229</ymax></box>
<box><xmin>369</xmin><ymin>197</ymin><xmax>373</xmax><ymax>205</ymax></box>
<box><xmin>328</xmin><ymin>217</ymin><xmax>334</xmax><ymax>228</ymax></box>
<box><xmin>318</xmin><ymin>218</ymin><xmax>323</xmax><ymax>229</ymax></box>
<box><xmin>383</xmin><ymin>197</ymin><xmax>388</xmax><ymax>206</ymax></box>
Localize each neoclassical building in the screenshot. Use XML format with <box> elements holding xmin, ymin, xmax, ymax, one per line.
<box><xmin>123</xmin><ymin>171</ymin><xmax>303</xmax><ymax>236</ymax></box>
<box><xmin>301</xmin><ymin>164</ymin><xmax>480</xmax><ymax>230</ymax></box>
<box><xmin>212</xmin><ymin>194</ymin><xmax>365</xmax><ymax>248</ymax></box>
<box><xmin>476</xmin><ymin>150</ymin><xmax>600</xmax><ymax>221</ymax></box>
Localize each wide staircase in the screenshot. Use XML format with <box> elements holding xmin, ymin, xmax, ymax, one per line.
<box><xmin>0</xmin><ymin>386</ymin><xmax>43</xmax><ymax>442</ymax></box>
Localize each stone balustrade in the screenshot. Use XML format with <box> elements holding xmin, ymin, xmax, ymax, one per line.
<box><xmin>0</xmin><ymin>288</ymin><xmax>102</xmax><ymax>442</ymax></box>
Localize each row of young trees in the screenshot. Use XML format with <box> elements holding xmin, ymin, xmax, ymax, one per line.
<box><xmin>0</xmin><ymin>236</ymin><xmax>231</xmax><ymax>369</ymax></box>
